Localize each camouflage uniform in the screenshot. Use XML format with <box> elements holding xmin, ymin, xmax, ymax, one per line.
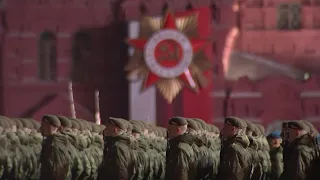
<box><xmin>244</xmin><ymin>121</ymin><xmax>262</xmax><ymax>180</ymax></box>
<box><xmin>165</xmin><ymin>117</ymin><xmax>196</xmax><ymax>180</ymax></box>
<box><xmin>267</xmin><ymin>132</ymin><xmax>283</xmax><ymax>180</ymax></box>
<box><xmin>40</xmin><ymin>115</ymin><xmax>72</xmax><ymax>180</ymax></box>
<box><xmin>280</xmin><ymin>121</ymin><xmax>314</xmax><ymax>180</ymax></box>
<box><xmin>218</xmin><ymin>117</ymin><xmax>251</xmax><ymax>180</ymax></box>
<box><xmin>256</xmin><ymin>124</ymin><xmax>271</xmax><ymax>180</ymax></box>
<box><xmin>99</xmin><ymin>118</ymin><xmax>135</xmax><ymax>180</ymax></box>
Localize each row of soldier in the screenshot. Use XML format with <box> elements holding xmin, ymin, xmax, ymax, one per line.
<box><xmin>0</xmin><ymin>114</ymin><xmax>319</xmax><ymax>180</ymax></box>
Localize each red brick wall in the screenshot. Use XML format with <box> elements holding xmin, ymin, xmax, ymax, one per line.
<box><xmin>1</xmin><ymin>1</ymin><xmax>129</xmax><ymax>121</ymax></box>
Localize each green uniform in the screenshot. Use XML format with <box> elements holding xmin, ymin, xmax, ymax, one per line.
<box><xmin>165</xmin><ymin>117</ymin><xmax>196</xmax><ymax>180</ymax></box>
<box><xmin>280</xmin><ymin>121</ymin><xmax>315</xmax><ymax>180</ymax></box>
<box><xmin>269</xmin><ymin>146</ymin><xmax>283</xmax><ymax>180</ymax></box>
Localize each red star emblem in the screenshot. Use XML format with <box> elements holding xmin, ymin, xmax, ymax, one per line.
<box><xmin>127</xmin><ymin>11</ymin><xmax>208</xmax><ymax>89</ymax></box>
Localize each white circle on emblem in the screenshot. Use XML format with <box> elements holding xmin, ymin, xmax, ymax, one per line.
<box><xmin>144</xmin><ymin>29</ymin><xmax>193</xmax><ymax>79</ymax></box>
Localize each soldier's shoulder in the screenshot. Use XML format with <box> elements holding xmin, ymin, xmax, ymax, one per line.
<box><xmin>296</xmin><ymin>144</ymin><xmax>314</xmax><ymax>153</ymax></box>
<box><xmin>230</xmin><ymin>141</ymin><xmax>247</xmax><ymax>152</ymax></box>
<box><xmin>178</xmin><ymin>141</ymin><xmax>195</xmax><ymax>158</ymax></box>
<box><xmin>52</xmin><ymin>132</ymin><xmax>69</xmax><ymax>146</ymax></box>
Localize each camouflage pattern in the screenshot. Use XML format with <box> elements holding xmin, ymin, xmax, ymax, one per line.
<box><xmin>1</xmin><ymin>114</ymin><xmax>320</xmax><ymax>180</ymax></box>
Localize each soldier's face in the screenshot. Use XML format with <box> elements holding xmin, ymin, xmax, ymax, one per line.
<box><xmin>288</xmin><ymin>128</ymin><xmax>299</xmax><ymax>142</ymax></box>
<box><xmin>132</xmin><ymin>133</ymin><xmax>140</xmax><ymax>139</ymax></box>
<box><xmin>40</xmin><ymin>121</ymin><xmax>53</xmax><ymax>136</ymax></box>
<box><xmin>167</xmin><ymin>125</ymin><xmax>178</xmax><ymax>138</ymax></box>
<box><xmin>104</xmin><ymin>123</ymin><xmax>115</xmax><ymax>136</ymax></box>
<box><xmin>222</xmin><ymin>124</ymin><xmax>235</xmax><ymax>138</ymax></box>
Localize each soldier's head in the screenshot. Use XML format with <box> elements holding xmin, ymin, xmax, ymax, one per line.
<box><xmin>267</xmin><ymin>131</ymin><xmax>282</xmax><ymax>148</ymax></box>
<box><xmin>193</xmin><ymin>118</ymin><xmax>207</xmax><ymax>135</ymax></box>
<box><xmin>222</xmin><ymin>117</ymin><xmax>247</xmax><ymax>138</ymax></box>
<box><xmin>41</xmin><ymin>115</ymin><xmax>61</xmax><ymax>136</ymax></box>
<box><xmin>131</xmin><ymin>122</ymin><xmax>142</xmax><ymax>139</ymax></box>
<box><xmin>105</xmin><ymin>117</ymin><xmax>126</xmax><ymax>136</ymax></box>
<box><xmin>57</xmin><ymin>116</ymin><xmax>72</xmax><ymax>132</ymax></box>
<box><xmin>29</xmin><ymin>119</ymin><xmax>41</xmax><ymax>133</ymax></box>
<box><xmin>69</xmin><ymin>119</ymin><xmax>80</xmax><ymax>134</ymax></box>
<box><xmin>208</xmin><ymin>125</ymin><xmax>220</xmax><ymax>138</ymax></box>
<box><xmin>92</xmin><ymin>123</ymin><xmax>104</xmax><ymax>136</ymax></box>
<box><xmin>126</xmin><ymin>121</ymin><xmax>133</xmax><ymax>135</ymax></box>
<box><xmin>255</xmin><ymin>124</ymin><xmax>265</xmax><ymax>137</ymax></box>
<box><xmin>287</xmin><ymin>121</ymin><xmax>309</xmax><ymax>142</ymax></box>
<box><xmin>244</xmin><ymin>120</ymin><xmax>255</xmax><ymax>137</ymax></box>
<box><xmin>167</xmin><ymin>117</ymin><xmax>188</xmax><ymax>139</ymax></box>
<box><xmin>300</xmin><ymin>120</ymin><xmax>318</xmax><ymax>138</ymax></box>
<box><xmin>20</xmin><ymin>119</ymin><xmax>33</xmax><ymax>134</ymax></box>
<box><xmin>186</xmin><ymin>118</ymin><xmax>199</xmax><ymax>135</ymax></box>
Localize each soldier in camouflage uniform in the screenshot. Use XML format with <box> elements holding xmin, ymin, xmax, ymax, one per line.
<box><xmin>256</xmin><ymin>124</ymin><xmax>271</xmax><ymax>180</ymax></box>
<box><xmin>90</xmin><ymin>123</ymin><xmax>105</xmax><ymax>180</ymax></box>
<box><xmin>267</xmin><ymin>131</ymin><xmax>283</xmax><ymax>180</ymax></box>
<box><xmin>300</xmin><ymin>120</ymin><xmax>319</xmax><ymax>180</ymax></box>
<box><xmin>207</xmin><ymin>124</ymin><xmax>221</xmax><ymax>179</ymax></box>
<box><xmin>40</xmin><ymin>115</ymin><xmax>72</xmax><ymax>180</ymax></box>
<box><xmin>58</xmin><ymin>116</ymin><xmax>84</xmax><ymax>180</ymax></box>
<box><xmin>218</xmin><ymin>117</ymin><xmax>251</xmax><ymax>180</ymax></box>
<box><xmin>244</xmin><ymin>120</ymin><xmax>262</xmax><ymax>180</ymax></box>
<box><xmin>99</xmin><ymin>117</ymin><xmax>135</xmax><ymax>180</ymax></box>
<box><xmin>165</xmin><ymin>117</ymin><xmax>196</xmax><ymax>180</ymax></box>
<box><xmin>0</xmin><ymin>117</ymin><xmax>10</xmax><ymax>180</ymax></box>
<box><xmin>279</xmin><ymin>121</ymin><xmax>314</xmax><ymax>180</ymax></box>
<box><xmin>27</xmin><ymin>119</ymin><xmax>42</xmax><ymax>180</ymax></box>
<box><xmin>4</xmin><ymin>116</ymin><xmax>22</xmax><ymax>180</ymax></box>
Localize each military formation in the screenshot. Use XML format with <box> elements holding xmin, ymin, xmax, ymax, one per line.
<box><xmin>0</xmin><ymin>114</ymin><xmax>320</xmax><ymax>180</ymax></box>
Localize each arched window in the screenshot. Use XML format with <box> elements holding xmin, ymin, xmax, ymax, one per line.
<box><xmin>38</xmin><ymin>31</ymin><xmax>57</xmax><ymax>81</ymax></box>
<box><xmin>211</xmin><ymin>3</ymin><xmax>220</xmax><ymax>24</ymax></box>
<box><xmin>71</xmin><ymin>31</ymin><xmax>91</xmax><ymax>82</ymax></box>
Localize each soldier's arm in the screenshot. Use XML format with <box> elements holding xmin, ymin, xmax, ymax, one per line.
<box><xmin>115</xmin><ymin>148</ymin><xmax>133</xmax><ymax>180</ymax></box>
<box><xmin>49</xmin><ymin>138</ymin><xmax>72</xmax><ymax>179</ymax></box>
<box><xmin>171</xmin><ymin>148</ymin><xmax>193</xmax><ymax>180</ymax></box>
<box><xmin>221</xmin><ymin>148</ymin><xmax>245</xmax><ymax>180</ymax></box>
<box><xmin>272</xmin><ymin>152</ymin><xmax>283</xmax><ymax>180</ymax></box>
<box><xmin>292</xmin><ymin>149</ymin><xmax>313</xmax><ymax>179</ymax></box>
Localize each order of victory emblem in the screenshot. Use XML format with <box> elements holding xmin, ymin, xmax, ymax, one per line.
<box><xmin>126</xmin><ymin>10</ymin><xmax>212</xmax><ymax>103</ymax></box>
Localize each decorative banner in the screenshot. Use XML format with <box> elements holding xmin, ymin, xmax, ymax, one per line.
<box><xmin>126</xmin><ymin>10</ymin><xmax>212</xmax><ymax>103</ymax></box>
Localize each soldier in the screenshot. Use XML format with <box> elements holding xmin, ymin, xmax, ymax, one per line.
<box><xmin>186</xmin><ymin>118</ymin><xmax>208</xmax><ymax>179</ymax></box>
<box><xmin>218</xmin><ymin>116</ymin><xmax>251</xmax><ymax>180</ymax></box>
<box><xmin>165</xmin><ymin>117</ymin><xmax>196</xmax><ymax>180</ymax></box>
<box><xmin>300</xmin><ymin>120</ymin><xmax>319</xmax><ymax>180</ymax></box>
<box><xmin>90</xmin><ymin>123</ymin><xmax>105</xmax><ymax>180</ymax></box>
<box><xmin>75</xmin><ymin>119</ymin><xmax>92</xmax><ymax>180</ymax></box>
<box><xmin>58</xmin><ymin>116</ymin><xmax>83</xmax><ymax>180</ymax></box>
<box><xmin>99</xmin><ymin>117</ymin><xmax>135</xmax><ymax>180</ymax></box>
<box><xmin>130</xmin><ymin>122</ymin><xmax>147</xmax><ymax>180</ymax></box>
<box><xmin>244</xmin><ymin>121</ymin><xmax>262</xmax><ymax>180</ymax></box>
<box><xmin>5</xmin><ymin>117</ymin><xmax>22</xmax><ymax>180</ymax></box>
<box><xmin>267</xmin><ymin>131</ymin><xmax>283</xmax><ymax>180</ymax></box>
<box><xmin>280</xmin><ymin>121</ymin><xmax>314</xmax><ymax>180</ymax></box>
<box><xmin>0</xmin><ymin>118</ymin><xmax>9</xmax><ymax>179</ymax></box>
<box><xmin>28</xmin><ymin>119</ymin><xmax>42</xmax><ymax>180</ymax></box>
<box><xmin>255</xmin><ymin>124</ymin><xmax>271</xmax><ymax>180</ymax></box>
<box><xmin>207</xmin><ymin>124</ymin><xmax>221</xmax><ymax>179</ymax></box>
<box><xmin>40</xmin><ymin>115</ymin><xmax>72</xmax><ymax>180</ymax></box>
<box><xmin>16</xmin><ymin>118</ymin><xmax>36</xmax><ymax>180</ymax></box>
